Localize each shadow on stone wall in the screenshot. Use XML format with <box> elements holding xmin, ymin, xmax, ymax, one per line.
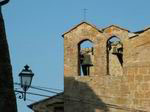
<box><xmin>64</xmin><ymin>77</ymin><xmax>109</xmax><ymax>112</ymax></box>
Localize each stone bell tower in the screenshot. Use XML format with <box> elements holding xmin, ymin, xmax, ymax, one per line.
<box><xmin>63</xmin><ymin>22</ymin><xmax>107</xmax><ymax>78</ymax></box>
<box><xmin>63</xmin><ymin>22</ymin><xmax>110</xmax><ymax>112</ymax></box>
<box><xmin>63</xmin><ymin>21</ymin><xmax>150</xmax><ymax>112</ymax></box>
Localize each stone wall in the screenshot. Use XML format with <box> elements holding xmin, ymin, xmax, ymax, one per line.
<box><xmin>63</xmin><ymin>22</ymin><xmax>150</xmax><ymax>112</ymax></box>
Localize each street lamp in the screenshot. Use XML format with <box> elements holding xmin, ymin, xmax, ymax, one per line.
<box><xmin>18</xmin><ymin>65</ymin><xmax>34</xmax><ymax>101</ymax></box>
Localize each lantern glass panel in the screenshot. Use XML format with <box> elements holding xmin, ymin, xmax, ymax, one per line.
<box><xmin>23</xmin><ymin>76</ymin><xmax>31</xmax><ymax>86</ymax></box>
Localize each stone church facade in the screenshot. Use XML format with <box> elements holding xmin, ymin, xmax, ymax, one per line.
<box><xmin>29</xmin><ymin>22</ymin><xmax>150</xmax><ymax>112</ymax></box>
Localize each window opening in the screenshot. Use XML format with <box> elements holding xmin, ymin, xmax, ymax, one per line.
<box><xmin>107</xmin><ymin>36</ymin><xmax>123</xmax><ymax>75</ymax></box>
<box><xmin>78</xmin><ymin>40</ymin><xmax>93</xmax><ymax>76</ymax></box>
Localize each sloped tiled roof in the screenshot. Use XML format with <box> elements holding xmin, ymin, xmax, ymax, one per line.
<box><xmin>133</xmin><ymin>27</ymin><xmax>150</xmax><ymax>34</ymax></box>
<box><xmin>28</xmin><ymin>92</ymin><xmax>64</xmax><ymax>109</ymax></box>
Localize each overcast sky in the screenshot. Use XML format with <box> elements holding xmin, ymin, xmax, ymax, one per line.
<box><xmin>2</xmin><ymin>0</ymin><xmax>150</xmax><ymax>112</ymax></box>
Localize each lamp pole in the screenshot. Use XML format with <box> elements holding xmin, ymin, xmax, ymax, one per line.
<box><xmin>0</xmin><ymin>0</ymin><xmax>17</xmax><ymax>112</ymax></box>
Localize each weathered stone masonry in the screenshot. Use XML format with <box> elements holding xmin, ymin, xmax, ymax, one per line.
<box><xmin>63</xmin><ymin>22</ymin><xmax>150</xmax><ymax>112</ymax></box>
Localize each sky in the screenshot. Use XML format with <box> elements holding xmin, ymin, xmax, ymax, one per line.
<box><xmin>2</xmin><ymin>0</ymin><xmax>150</xmax><ymax>112</ymax></box>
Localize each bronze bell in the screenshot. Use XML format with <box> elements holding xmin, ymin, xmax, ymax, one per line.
<box><xmin>118</xmin><ymin>48</ymin><xmax>123</xmax><ymax>54</ymax></box>
<box><xmin>112</xmin><ymin>46</ymin><xmax>118</xmax><ymax>54</ymax></box>
<box><xmin>81</xmin><ymin>54</ymin><xmax>93</xmax><ymax>66</ymax></box>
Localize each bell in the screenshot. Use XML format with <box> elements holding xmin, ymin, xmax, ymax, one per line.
<box><xmin>118</xmin><ymin>47</ymin><xmax>123</xmax><ymax>54</ymax></box>
<box><xmin>112</xmin><ymin>46</ymin><xmax>118</xmax><ymax>54</ymax></box>
<box><xmin>81</xmin><ymin>54</ymin><xmax>93</xmax><ymax>66</ymax></box>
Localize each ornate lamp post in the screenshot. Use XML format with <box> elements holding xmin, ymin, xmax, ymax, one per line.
<box><xmin>17</xmin><ymin>65</ymin><xmax>34</xmax><ymax>101</ymax></box>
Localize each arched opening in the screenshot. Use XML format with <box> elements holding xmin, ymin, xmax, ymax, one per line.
<box><xmin>78</xmin><ymin>39</ymin><xmax>94</xmax><ymax>76</ymax></box>
<box><xmin>106</xmin><ymin>36</ymin><xmax>123</xmax><ymax>75</ymax></box>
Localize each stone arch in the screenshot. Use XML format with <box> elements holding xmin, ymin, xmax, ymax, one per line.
<box><xmin>78</xmin><ymin>39</ymin><xmax>94</xmax><ymax>76</ymax></box>
<box><xmin>106</xmin><ymin>36</ymin><xmax>123</xmax><ymax>76</ymax></box>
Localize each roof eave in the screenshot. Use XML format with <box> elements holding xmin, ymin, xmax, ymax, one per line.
<box><xmin>27</xmin><ymin>92</ymin><xmax>64</xmax><ymax>109</ymax></box>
